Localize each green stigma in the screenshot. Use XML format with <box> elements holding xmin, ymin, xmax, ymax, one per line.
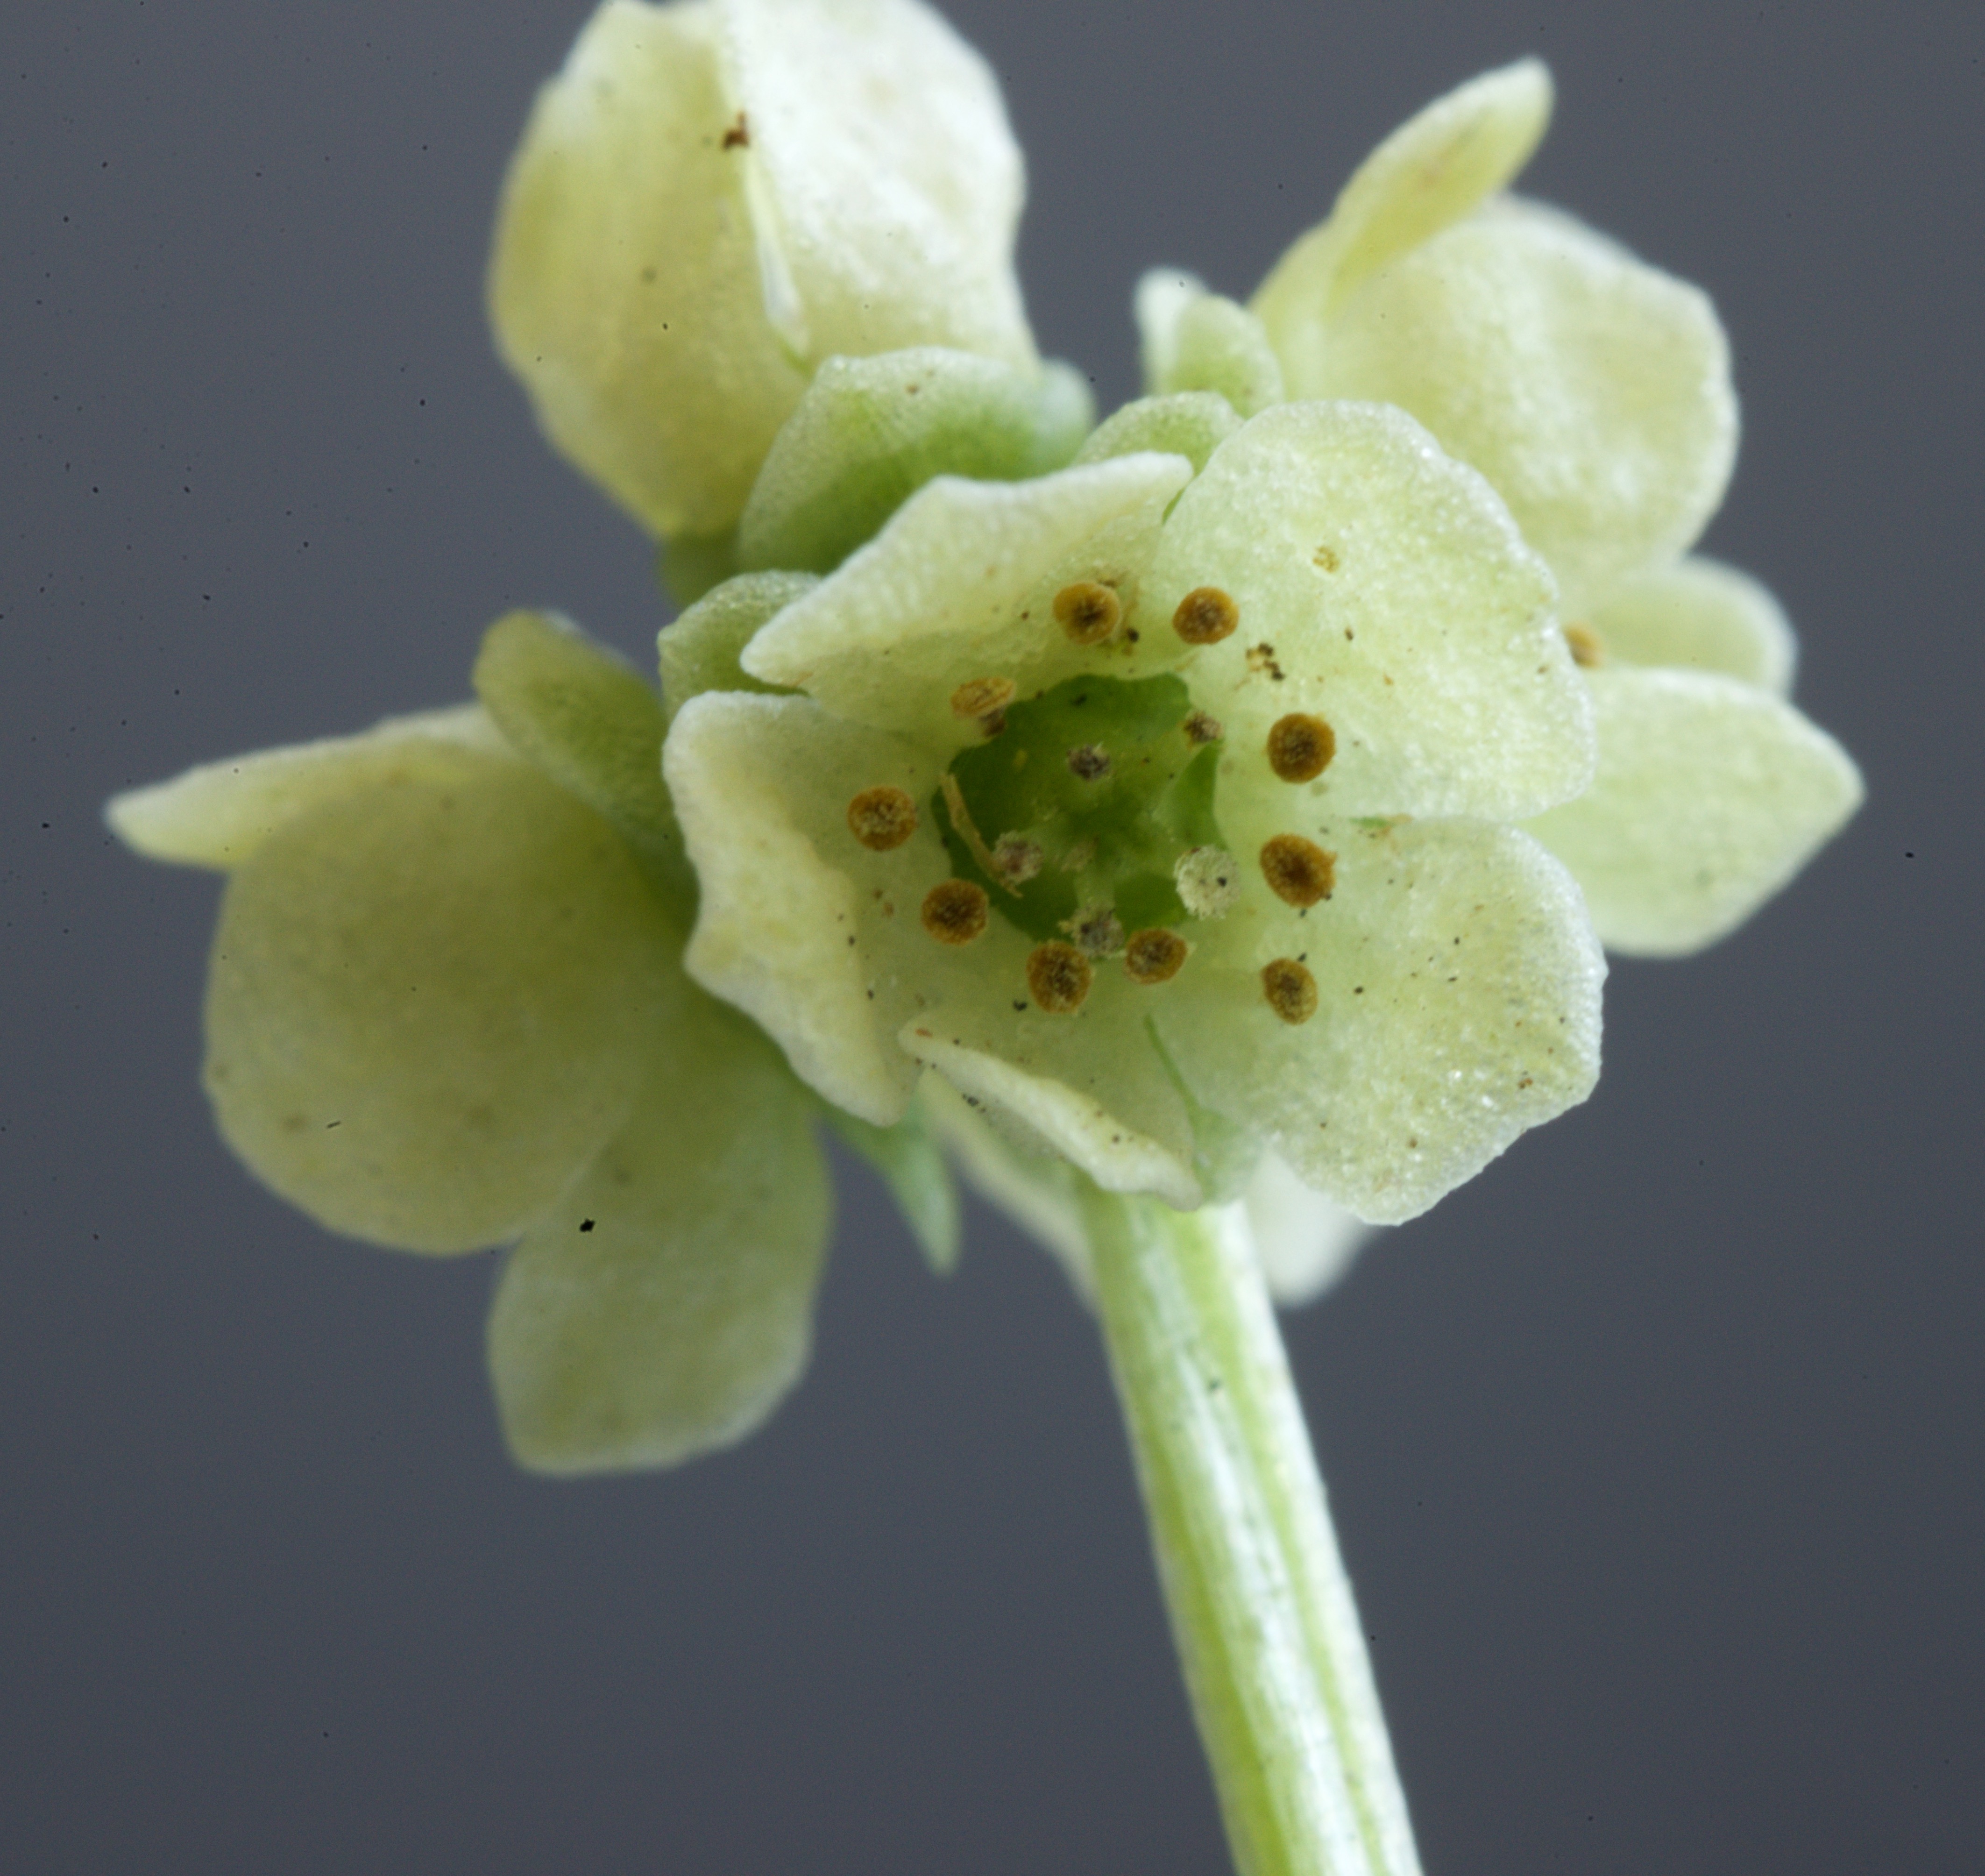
<box><xmin>936</xmin><ymin>674</ymin><xmax>1227</xmax><ymax>947</ymax></box>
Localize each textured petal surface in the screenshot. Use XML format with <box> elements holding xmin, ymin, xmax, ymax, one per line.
<box><xmin>1586</xmin><ymin>555</ymin><xmax>1796</xmax><ymax>692</ymax></box>
<box><xmin>105</xmin><ymin>705</ymin><xmax>513</xmax><ymax>870</ymax></box>
<box><xmin>1154</xmin><ymin>817</ymin><xmax>1604</xmax><ymax>1224</ymax></box>
<box><xmin>741</xmin><ymin>454</ymin><xmax>1192</xmax><ymax>753</ymax></box>
<box><xmin>473</xmin><ymin>611</ymin><xmax>692</xmax><ymax>909</ymax></box>
<box><xmin>1136</xmin><ymin>271</ymin><xmax>1285</xmax><ymax>417</ymax></box>
<box><xmin>1253</xmin><ymin>59</ymin><xmax>1552</xmax><ymax>363</ymax></box>
<box><xmin>718</xmin><ymin>0</ymin><xmax>1034</xmax><ymax>374</ymax></box>
<box><xmin>203</xmin><ymin>747</ymin><xmax>679</xmax><ymax>1252</ymax></box>
<box><xmin>1305</xmin><ymin>199</ymin><xmax>1737</xmax><ymax>608</ymax></box>
<box><xmin>1240</xmin><ymin>1152</ymin><xmax>1375</xmax><ymax>1307</ymax></box>
<box><xmin>736</xmin><ymin>348</ymin><xmax>1091</xmax><ymax>575</ymax></box>
<box><xmin>1144</xmin><ymin>402</ymin><xmax>1592</xmax><ymax>820</ymax></box>
<box><xmin>488</xmin><ymin>998</ymin><xmax>829</xmax><ymax>1474</ymax></box>
<box><xmin>1526</xmin><ymin>668</ymin><xmax>1863</xmax><ymax>956</ymax></box>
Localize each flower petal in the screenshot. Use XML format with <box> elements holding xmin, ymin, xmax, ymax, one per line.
<box><xmin>717</xmin><ymin>0</ymin><xmax>1035</xmax><ymax>370</ymax></box>
<box><xmin>473</xmin><ymin>610</ymin><xmax>692</xmax><ymax>909</ymax></box>
<box><xmin>666</xmin><ymin>691</ymin><xmax>939</xmax><ymax>1123</ymax></box>
<box><xmin>1253</xmin><ymin>59</ymin><xmax>1553</xmax><ymax>364</ymax></box>
<box><xmin>1585</xmin><ymin>555</ymin><xmax>1796</xmax><ymax>692</ymax></box>
<box><xmin>1153</xmin><ymin>817</ymin><xmax>1604</xmax><ymax>1224</ymax></box>
<box><xmin>1143</xmin><ymin>401</ymin><xmax>1593</xmax><ymax>820</ymax></box>
<box><xmin>487</xmin><ymin>999</ymin><xmax>830</xmax><ymax>1475</ymax></box>
<box><xmin>1302</xmin><ymin>199</ymin><xmax>1737</xmax><ymax>609</ymax></box>
<box><xmin>736</xmin><ymin>348</ymin><xmax>1092</xmax><ymax>575</ymax></box>
<box><xmin>739</xmin><ymin>453</ymin><xmax>1193</xmax><ymax>752</ymax></box>
<box><xmin>1238</xmin><ymin>1151</ymin><xmax>1375</xmax><ymax>1307</ymax></box>
<box><xmin>1135</xmin><ymin>270</ymin><xmax>1285</xmax><ymax>417</ymax></box>
<box><xmin>203</xmin><ymin>746</ymin><xmax>680</xmax><ymax>1252</ymax></box>
<box><xmin>1525</xmin><ymin>668</ymin><xmax>1863</xmax><ymax>956</ymax></box>
<box><xmin>104</xmin><ymin>704</ymin><xmax>514</xmax><ymax>870</ymax></box>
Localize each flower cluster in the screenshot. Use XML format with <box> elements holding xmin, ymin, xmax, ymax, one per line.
<box><xmin>111</xmin><ymin>0</ymin><xmax>1858</xmax><ymax>1472</ymax></box>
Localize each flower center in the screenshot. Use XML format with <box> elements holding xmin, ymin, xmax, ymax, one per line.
<box><xmin>935</xmin><ymin>673</ymin><xmax>1228</xmax><ymax>950</ymax></box>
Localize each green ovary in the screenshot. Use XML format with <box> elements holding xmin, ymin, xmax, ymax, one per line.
<box><xmin>936</xmin><ymin>674</ymin><xmax>1227</xmax><ymax>946</ymax></box>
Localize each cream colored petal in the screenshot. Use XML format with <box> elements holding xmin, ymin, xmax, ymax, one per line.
<box><xmin>659</xmin><ymin>570</ymin><xmax>818</xmax><ymax>725</ymax></box>
<box><xmin>105</xmin><ymin>704</ymin><xmax>514</xmax><ymax>871</ymax></box>
<box><xmin>1136</xmin><ymin>270</ymin><xmax>1285</xmax><ymax>417</ymax></box>
<box><xmin>488</xmin><ymin>998</ymin><xmax>829</xmax><ymax>1475</ymax></box>
<box><xmin>1306</xmin><ymin>199</ymin><xmax>1737</xmax><ymax>609</ymax></box>
<box><xmin>717</xmin><ymin>0</ymin><xmax>1035</xmax><ymax>370</ymax></box>
<box><xmin>665</xmin><ymin>691</ymin><xmax>937</xmax><ymax>1123</ymax></box>
<box><xmin>736</xmin><ymin>348</ymin><xmax>1092</xmax><ymax>575</ymax></box>
<box><xmin>901</xmin><ymin>1009</ymin><xmax>1201</xmax><ymax>1213</ymax></box>
<box><xmin>1073</xmin><ymin>392</ymin><xmax>1242</xmax><ymax>476</ymax></box>
<box><xmin>490</xmin><ymin>1</ymin><xmax>799</xmax><ymax>538</ymax></box>
<box><xmin>1525</xmin><ymin>668</ymin><xmax>1862</xmax><ymax>957</ymax></box>
<box><xmin>1253</xmin><ymin>59</ymin><xmax>1553</xmax><ymax>370</ymax></box>
<box><xmin>1240</xmin><ymin>1152</ymin><xmax>1376</xmax><ymax>1308</ymax></box>
<box><xmin>1143</xmin><ymin>401</ymin><xmax>1592</xmax><ymax>821</ymax></box>
<box><xmin>203</xmin><ymin>748</ymin><xmax>681</xmax><ymax>1253</ymax></box>
<box><xmin>1584</xmin><ymin>555</ymin><xmax>1796</xmax><ymax>692</ymax></box>
<box><xmin>1154</xmin><ymin>817</ymin><xmax>1604</xmax><ymax>1225</ymax></box>
<box><xmin>739</xmin><ymin>453</ymin><xmax>1193</xmax><ymax>753</ymax></box>
<box><xmin>473</xmin><ymin>611</ymin><xmax>692</xmax><ymax>910</ymax></box>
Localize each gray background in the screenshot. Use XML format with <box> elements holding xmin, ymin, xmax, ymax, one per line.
<box><xmin>5</xmin><ymin>1</ymin><xmax>1979</xmax><ymax>1870</ymax></box>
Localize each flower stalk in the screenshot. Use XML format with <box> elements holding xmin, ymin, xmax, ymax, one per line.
<box><xmin>1082</xmin><ymin>1184</ymin><xmax>1419</xmax><ymax>1876</ymax></box>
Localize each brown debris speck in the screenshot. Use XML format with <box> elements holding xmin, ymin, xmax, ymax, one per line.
<box><xmin>722</xmin><ymin>112</ymin><xmax>751</xmax><ymax>149</ymax></box>
<box><xmin>1564</xmin><ymin>622</ymin><xmax>1605</xmax><ymax>668</ymax></box>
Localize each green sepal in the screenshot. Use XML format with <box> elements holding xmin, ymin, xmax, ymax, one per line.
<box><xmin>472</xmin><ymin>610</ymin><xmax>694</xmax><ymax>919</ymax></box>
<box><xmin>1073</xmin><ymin>391</ymin><xmax>1241</xmax><ymax>476</ymax></box>
<box><xmin>659</xmin><ymin>528</ymin><xmax>741</xmax><ymax>609</ymax></box>
<box><xmin>735</xmin><ymin>348</ymin><xmax>1094</xmax><ymax>576</ymax></box>
<box><xmin>659</xmin><ymin>570</ymin><xmax>818</xmax><ymax>724</ymax></box>
<box><xmin>824</xmin><ymin>1095</ymin><xmax>964</xmax><ymax>1276</ymax></box>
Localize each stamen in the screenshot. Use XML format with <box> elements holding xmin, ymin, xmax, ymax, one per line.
<box><xmin>1563</xmin><ymin>623</ymin><xmax>1604</xmax><ymax>669</ymax></box>
<box><xmin>1172</xmin><ymin>586</ymin><xmax>1240</xmax><ymax>646</ymax></box>
<box><xmin>1026</xmin><ymin>942</ymin><xmax>1094</xmax><ymax>1014</ymax></box>
<box><xmin>847</xmin><ymin>785</ymin><xmax>917</xmax><ymax>851</ymax></box>
<box><xmin>1266</xmin><ymin>713</ymin><xmax>1335</xmax><ymax>782</ymax></box>
<box><xmin>1262</xmin><ymin>958</ymin><xmax>1319</xmax><ymax>1025</ymax></box>
<box><xmin>1124</xmin><ymin>929</ymin><xmax>1188</xmax><ymax>985</ymax></box>
<box><xmin>1260</xmin><ymin>835</ymin><xmax>1336</xmax><ymax>908</ymax></box>
<box><xmin>1183</xmin><ymin>710</ymin><xmax>1224</xmax><ymax>746</ymax></box>
<box><xmin>1064</xmin><ymin>906</ymin><xmax>1125</xmax><ymax>958</ymax></box>
<box><xmin>938</xmin><ymin>773</ymin><xmax>1021</xmax><ymax>896</ymax></box>
<box><xmin>922</xmin><ymin>880</ymin><xmax>989</xmax><ymax>945</ymax></box>
<box><xmin>950</xmin><ymin>675</ymin><xmax>1017</xmax><ymax>719</ymax></box>
<box><xmin>1174</xmin><ymin>846</ymin><xmax>1241</xmax><ymax>918</ymax></box>
<box><xmin>991</xmin><ymin>835</ymin><xmax>1043</xmax><ymax>885</ymax></box>
<box><xmin>1066</xmin><ymin>743</ymin><xmax>1111</xmax><ymax>781</ymax></box>
<box><xmin>1054</xmin><ymin>582</ymin><xmax>1121</xmax><ymax>645</ymax></box>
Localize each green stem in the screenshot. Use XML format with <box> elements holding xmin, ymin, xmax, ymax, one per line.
<box><xmin>1081</xmin><ymin>1185</ymin><xmax>1420</xmax><ymax>1876</ymax></box>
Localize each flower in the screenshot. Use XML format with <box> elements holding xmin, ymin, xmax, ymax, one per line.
<box><xmin>489</xmin><ymin>0</ymin><xmax>1041</xmax><ymax>549</ymax></box>
<box><xmin>107</xmin><ymin>612</ymin><xmax>859</xmax><ymax>1475</ymax></box>
<box><xmin>1138</xmin><ymin>62</ymin><xmax>1862</xmax><ymax>957</ymax></box>
<box><xmin>664</xmin><ymin>402</ymin><xmax>1609</xmax><ymax>1226</ymax></box>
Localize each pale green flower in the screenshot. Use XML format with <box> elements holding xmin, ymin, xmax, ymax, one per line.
<box><xmin>1141</xmin><ymin>64</ymin><xmax>1862</xmax><ymax>959</ymax></box>
<box><xmin>489</xmin><ymin>0</ymin><xmax>1040</xmax><ymax>550</ymax></box>
<box><xmin>106</xmin><ymin>612</ymin><xmax>915</xmax><ymax>1476</ymax></box>
<box><xmin>665</xmin><ymin>403</ymin><xmax>1608</xmax><ymax>1226</ymax></box>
